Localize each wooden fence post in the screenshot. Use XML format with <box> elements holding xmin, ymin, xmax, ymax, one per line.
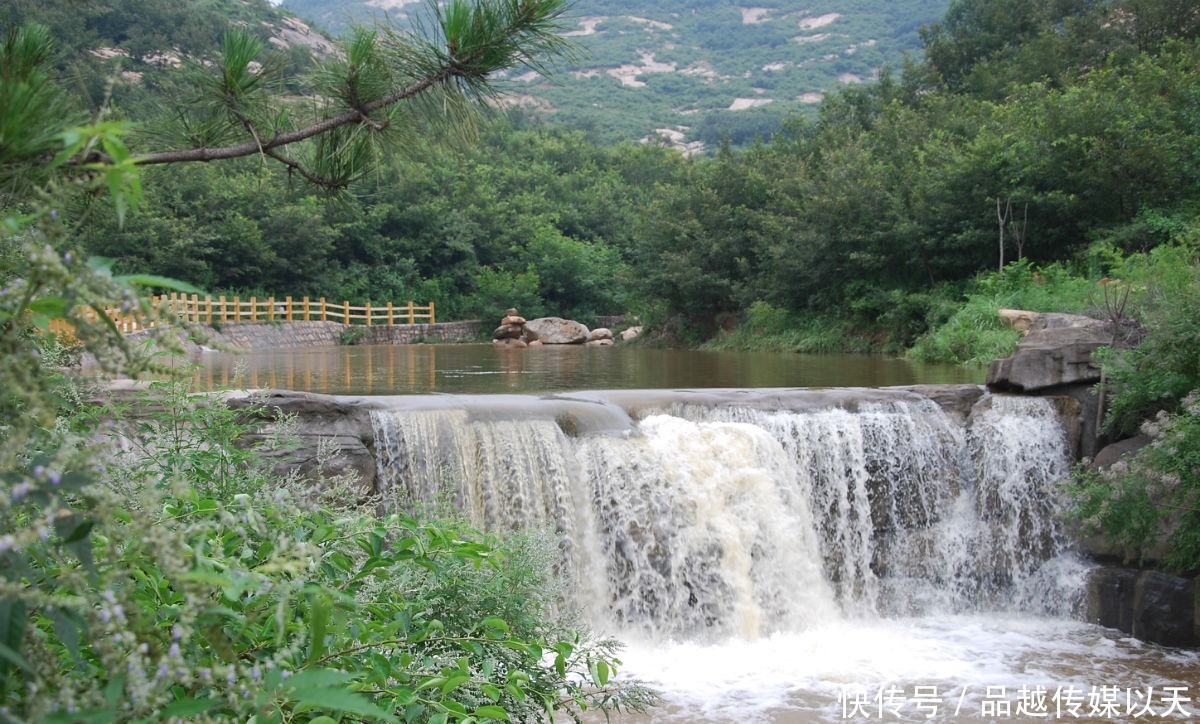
<box><xmin>343</xmin><ymin>300</ymin><xmax>350</xmax><ymax>325</ymax></box>
<box><xmin>303</xmin><ymin>296</ymin><xmax>310</xmax><ymax>321</ymax></box>
<box><xmin>365</xmin><ymin>301</ymin><xmax>372</xmax><ymax>326</ymax></box>
<box><xmin>407</xmin><ymin>301</ymin><xmax>415</xmax><ymax>324</ymax></box>
<box><xmin>429</xmin><ymin>301</ymin><xmax>436</xmax><ymax>325</ymax></box>
<box><xmin>320</xmin><ymin>298</ymin><xmax>327</xmax><ymax>321</ymax></box>
<box><xmin>387</xmin><ymin>302</ymin><xmax>394</xmax><ymax>325</ymax></box>
<box><xmin>267</xmin><ymin>296</ymin><xmax>275</xmax><ymax>322</ymax></box>
<box><xmin>285</xmin><ymin>296</ymin><xmax>293</xmax><ymax>321</ymax></box>
<box><xmin>250</xmin><ymin>296</ymin><xmax>257</xmax><ymax>322</ymax></box>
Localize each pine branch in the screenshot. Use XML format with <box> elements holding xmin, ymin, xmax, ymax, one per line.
<box><xmin>134</xmin><ymin>70</ymin><xmax>449</xmax><ymax>167</ymax></box>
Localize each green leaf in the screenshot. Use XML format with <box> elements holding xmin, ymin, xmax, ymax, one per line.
<box><xmin>441</xmin><ymin>672</ymin><xmax>470</xmax><ymax>695</ymax></box>
<box><xmin>111</xmin><ymin>273</ymin><xmax>203</xmax><ymax>294</ymax></box>
<box><xmin>595</xmin><ymin>659</ymin><xmax>610</xmax><ymax>687</ymax></box>
<box><xmin>588</xmin><ymin>657</ymin><xmax>612</xmax><ymax>687</ymax></box>
<box><xmin>161</xmin><ymin>696</ymin><xmax>222</xmax><ymax>717</ymax></box>
<box><xmin>481</xmin><ymin>684</ymin><xmax>501</xmax><ymax>702</ymax></box>
<box><xmin>103</xmin><ymin>674</ymin><xmax>126</xmax><ymax>705</ymax></box>
<box><xmin>26</xmin><ymin>296</ymin><xmax>70</xmax><ymax>318</ymax></box>
<box><xmin>306</xmin><ymin>596</ymin><xmax>330</xmax><ymax>667</ymax></box>
<box><xmin>0</xmin><ymin>597</ymin><xmax>31</xmax><ymax>691</ymax></box>
<box><xmin>283</xmin><ymin>668</ymin><xmax>355</xmax><ymax>692</ymax></box>
<box><xmin>50</xmin><ymin>608</ymin><xmax>83</xmax><ymax>663</ymax></box>
<box><xmin>473</xmin><ymin>705</ymin><xmax>510</xmax><ymax>721</ymax></box>
<box><xmin>293</xmin><ymin>687</ymin><xmax>398</xmax><ymax>723</ymax></box>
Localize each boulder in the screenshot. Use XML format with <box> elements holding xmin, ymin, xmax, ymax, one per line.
<box><xmin>493</xmin><ymin>337</ymin><xmax>528</xmax><ymax>348</ymax></box>
<box><xmin>997</xmin><ymin>308</ymin><xmax>1039</xmax><ymax>333</ymax></box>
<box><xmin>492</xmin><ymin>323</ymin><xmax>524</xmax><ymax>340</ymax></box>
<box><xmin>987</xmin><ymin>313</ymin><xmax>1113</xmax><ymax>392</ymax></box>
<box><xmin>589</xmin><ymin>328</ymin><xmax>614</xmax><ymax>342</ymax></box>
<box><xmin>1086</xmin><ymin>567</ymin><xmax>1198</xmax><ymax>647</ymax></box>
<box><xmin>587</xmin><ymin>338</ymin><xmax>614</xmax><ymax>347</ymax></box>
<box><xmin>225</xmin><ymin>390</ymin><xmax>375</xmax><ymax>492</ymax></box>
<box><xmin>1093</xmin><ymin>435</ymin><xmax>1152</xmax><ymax>469</ymax></box>
<box><xmin>523</xmin><ymin>317</ymin><xmax>590</xmax><ymax>345</ymax></box>
<box><xmin>619</xmin><ymin>326</ymin><xmax>644</xmax><ymax>342</ymax></box>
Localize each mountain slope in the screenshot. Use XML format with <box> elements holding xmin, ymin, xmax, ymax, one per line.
<box><xmin>283</xmin><ymin>0</ymin><xmax>951</xmax><ymax>146</ymax></box>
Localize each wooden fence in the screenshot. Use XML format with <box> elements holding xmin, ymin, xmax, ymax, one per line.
<box><xmin>49</xmin><ymin>294</ymin><xmax>436</xmax><ymax>335</ymax></box>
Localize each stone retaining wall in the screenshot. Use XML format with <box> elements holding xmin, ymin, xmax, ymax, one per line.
<box><xmin>134</xmin><ymin>320</ymin><xmax>483</xmax><ymax>350</ymax></box>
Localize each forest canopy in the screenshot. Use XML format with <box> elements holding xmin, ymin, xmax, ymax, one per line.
<box><xmin>2</xmin><ymin>0</ymin><xmax>1198</xmax><ymax>343</ymax></box>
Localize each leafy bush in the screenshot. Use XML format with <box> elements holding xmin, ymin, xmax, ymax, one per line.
<box><xmin>1</xmin><ymin>374</ymin><xmax>658</xmax><ymax>722</ymax></box>
<box><xmin>908</xmin><ymin>260</ymin><xmax>1096</xmax><ymax>365</ymax></box>
<box><xmin>1068</xmin><ymin>393</ymin><xmax>1200</xmax><ymax>572</ymax></box>
<box><xmin>340</xmin><ymin>325</ymin><xmax>369</xmax><ymax>346</ymax></box>
<box><xmin>1066</xmin><ymin>241</ymin><xmax>1200</xmax><ymax>572</ymax></box>
<box><xmin>700</xmin><ymin>301</ymin><xmax>873</xmax><ymax>354</ymax></box>
<box><xmin>1096</xmin><ymin>244</ymin><xmax>1200</xmax><ymax>435</ymax></box>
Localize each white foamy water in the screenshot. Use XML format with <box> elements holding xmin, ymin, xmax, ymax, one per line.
<box><xmin>611</xmin><ymin>616</ymin><xmax>1200</xmax><ymax>722</ymax></box>
<box><xmin>368</xmin><ymin>389</ymin><xmax>1200</xmax><ymax>722</ymax></box>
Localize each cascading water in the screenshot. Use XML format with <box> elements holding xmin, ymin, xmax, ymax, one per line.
<box><xmin>368</xmin><ymin>388</ymin><xmax>1197</xmax><ymax>721</ymax></box>
<box><xmin>371</xmin><ymin>390</ymin><xmax>1081</xmax><ymax>629</ymax></box>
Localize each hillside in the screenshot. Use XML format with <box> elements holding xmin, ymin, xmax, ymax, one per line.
<box><xmin>283</xmin><ymin>0</ymin><xmax>951</xmax><ymax>147</ymax></box>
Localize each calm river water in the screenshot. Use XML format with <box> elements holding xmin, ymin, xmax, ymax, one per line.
<box><xmin>187</xmin><ymin>343</ymin><xmax>984</xmax><ymax>394</ymax></box>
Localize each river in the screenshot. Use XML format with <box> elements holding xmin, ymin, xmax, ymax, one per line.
<box><xmin>187</xmin><ymin>343</ymin><xmax>983</xmax><ymax>393</ymax></box>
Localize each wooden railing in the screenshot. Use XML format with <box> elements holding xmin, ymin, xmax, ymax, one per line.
<box><xmin>49</xmin><ymin>294</ymin><xmax>436</xmax><ymax>335</ymax></box>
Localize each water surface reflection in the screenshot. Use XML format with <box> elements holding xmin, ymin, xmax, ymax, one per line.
<box><xmin>188</xmin><ymin>343</ymin><xmax>984</xmax><ymax>394</ymax></box>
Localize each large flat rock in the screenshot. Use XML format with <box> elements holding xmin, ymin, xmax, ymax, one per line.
<box><xmin>987</xmin><ymin>313</ymin><xmax>1112</xmax><ymax>392</ymax></box>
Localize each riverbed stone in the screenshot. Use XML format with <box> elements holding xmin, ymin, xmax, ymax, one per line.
<box><xmin>619</xmin><ymin>326</ymin><xmax>644</xmax><ymax>342</ymax></box>
<box><xmin>523</xmin><ymin>317</ymin><xmax>590</xmax><ymax>345</ymax></box>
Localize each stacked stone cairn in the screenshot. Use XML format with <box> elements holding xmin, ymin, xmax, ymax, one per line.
<box><xmin>492</xmin><ymin>308</ymin><xmax>528</xmax><ymax>348</ymax></box>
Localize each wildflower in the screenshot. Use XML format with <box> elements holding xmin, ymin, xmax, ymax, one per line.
<box><xmin>11</xmin><ymin>482</ymin><xmax>33</xmax><ymax>503</ymax></box>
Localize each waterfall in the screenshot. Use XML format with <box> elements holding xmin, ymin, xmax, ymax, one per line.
<box><xmin>369</xmin><ymin>389</ymin><xmax>1086</xmax><ymax>640</ymax></box>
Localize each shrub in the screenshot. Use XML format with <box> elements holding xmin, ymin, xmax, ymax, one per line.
<box><xmin>1096</xmin><ymin>245</ymin><xmax>1200</xmax><ymax>435</ymax></box>
<box><xmin>1068</xmin><ymin>393</ymin><xmax>1200</xmax><ymax>572</ymax></box>
<box><xmin>908</xmin><ymin>260</ymin><xmax>1095</xmax><ymax>365</ymax></box>
<box><xmin>700</xmin><ymin>301</ymin><xmax>874</xmax><ymax>354</ymax></box>
<box><xmin>0</xmin><ymin>377</ymin><xmax>658</xmax><ymax>722</ymax></box>
<box><xmin>1067</xmin><ymin>242</ymin><xmax>1200</xmax><ymax>573</ymax></box>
